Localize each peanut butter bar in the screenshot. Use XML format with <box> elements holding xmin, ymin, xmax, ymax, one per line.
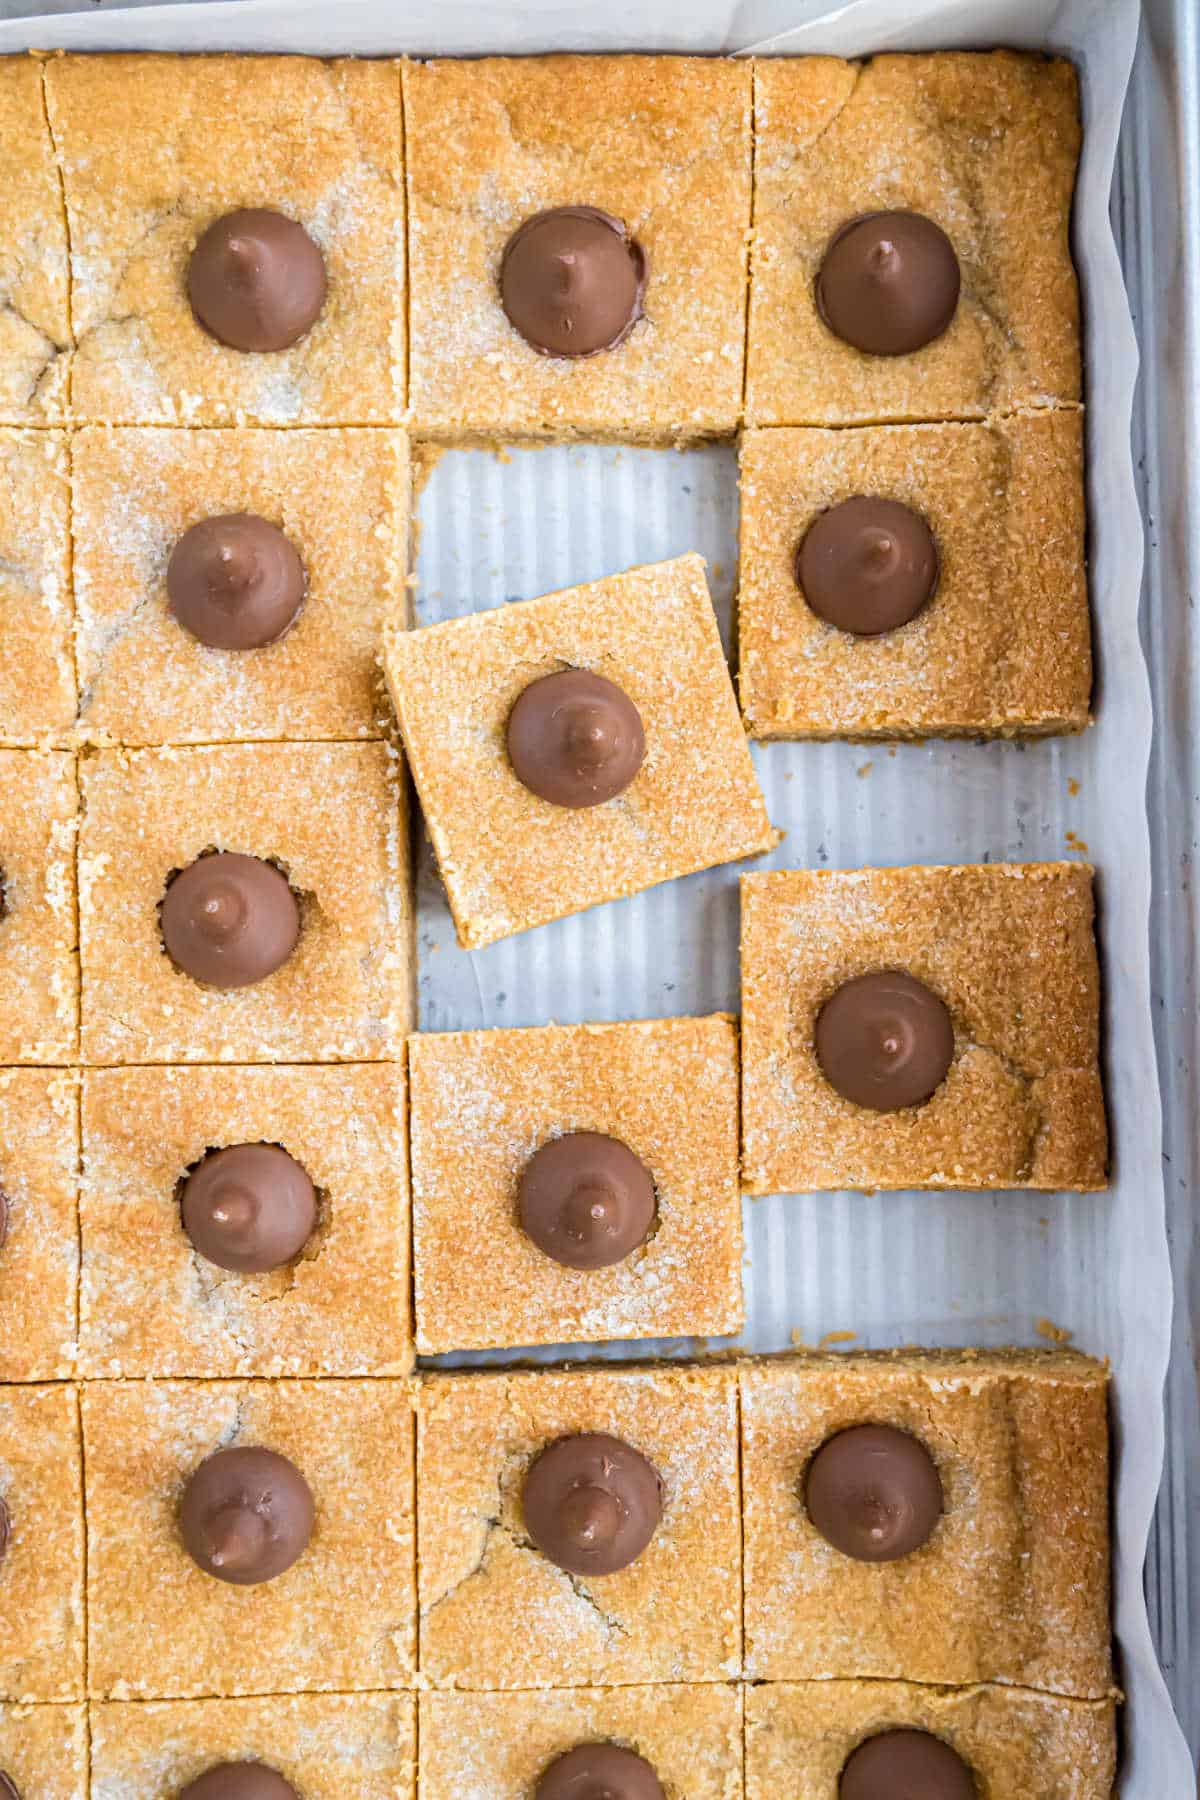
<box><xmin>409</xmin><ymin>1015</ymin><xmax>742</xmax><ymax>1354</ymax></box>
<box><xmin>83</xmin><ymin>1378</ymin><xmax>415</xmax><ymax>1700</ymax></box>
<box><xmin>45</xmin><ymin>56</ymin><xmax>404</xmax><ymax>426</ymax></box>
<box><xmin>0</xmin><ymin>1069</ymin><xmax>78</xmax><ymax>1382</ymax></box>
<box><xmin>738</xmin><ymin>413</ymin><xmax>1090</xmax><ymax>739</ymax></box>
<box><xmin>745</xmin><ymin>1680</ymin><xmax>1116</xmax><ymax>1800</ymax></box>
<box><xmin>740</xmin><ymin>863</ymin><xmax>1107</xmax><ymax>1193</ymax></box>
<box><xmin>747</xmin><ymin>54</ymin><xmax>1080</xmax><ymax>426</ymax></box>
<box><xmin>0</xmin><ymin>431</ymin><xmax>74</xmax><ymax>745</ymax></box>
<box><xmin>417</xmin><ymin>1363</ymin><xmax>740</xmax><ymax>1688</ymax></box>
<box><xmin>0</xmin><ymin>750</ymin><xmax>78</xmax><ymax>1064</ymax></box>
<box><xmin>420</xmin><ymin>1685</ymin><xmax>743</xmax><ymax>1800</ymax></box>
<box><xmin>90</xmin><ymin>1694</ymin><xmax>415</xmax><ymax>1800</ymax></box>
<box><xmin>405</xmin><ymin>57</ymin><xmax>751</xmax><ymax>441</ymax></box>
<box><xmin>740</xmin><ymin>1350</ymin><xmax>1111</xmax><ymax>1695</ymax></box>
<box><xmin>0</xmin><ymin>1703</ymin><xmax>87</xmax><ymax>1800</ymax></box>
<box><xmin>0</xmin><ymin>1385</ymin><xmax>84</xmax><ymax>1703</ymax></box>
<box><xmin>80</xmin><ymin>1062</ymin><xmax>410</xmax><ymax>1379</ymax></box>
<box><xmin>79</xmin><ymin>743</ymin><xmax>412</xmax><ymax>1065</ymax></box>
<box><xmin>0</xmin><ymin>60</ymin><xmax>70</xmax><ymax>425</ymax></box>
<box><xmin>387</xmin><ymin>555</ymin><xmax>775</xmax><ymax>948</ymax></box>
<box><xmin>73</xmin><ymin>427</ymin><xmax>409</xmax><ymax>746</ymax></box>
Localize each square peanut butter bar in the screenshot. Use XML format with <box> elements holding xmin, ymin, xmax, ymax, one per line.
<box><xmin>387</xmin><ymin>555</ymin><xmax>775</xmax><ymax>948</ymax></box>
<box><xmin>417</xmin><ymin>1363</ymin><xmax>740</xmax><ymax>1688</ymax></box>
<box><xmin>409</xmin><ymin>1015</ymin><xmax>742</xmax><ymax>1354</ymax></box>
<box><xmin>0</xmin><ymin>60</ymin><xmax>71</xmax><ymax>425</ymax></box>
<box><xmin>45</xmin><ymin>56</ymin><xmax>404</xmax><ymax>426</ymax></box>
<box><xmin>0</xmin><ymin>1385</ymin><xmax>85</xmax><ymax>1703</ymax></box>
<box><xmin>0</xmin><ymin>431</ymin><xmax>74</xmax><ymax>745</ymax></box>
<box><xmin>80</xmin><ymin>1062</ymin><xmax>410</xmax><ymax>1379</ymax></box>
<box><xmin>420</xmin><ymin>1685</ymin><xmax>743</xmax><ymax>1800</ymax></box>
<box><xmin>73</xmin><ymin>427</ymin><xmax>409</xmax><ymax>746</ymax></box>
<box><xmin>0</xmin><ymin>1069</ymin><xmax>78</xmax><ymax>1382</ymax></box>
<box><xmin>738</xmin><ymin>413</ymin><xmax>1090</xmax><ymax>739</ymax></box>
<box><xmin>0</xmin><ymin>1704</ymin><xmax>88</xmax><ymax>1800</ymax></box>
<box><xmin>740</xmin><ymin>1350</ymin><xmax>1111</xmax><ymax>1695</ymax></box>
<box><xmin>0</xmin><ymin>750</ymin><xmax>78</xmax><ymax>1064</ymax></box>
<box><xmin>79</xmin><ymin>743</ymin><xmax>411</xmax><ymax>1065</ymax></box>
<box><xmin>746</xmin><ymin>1680</ymin><xmax>1116</xmax><ymax>1800</ymax></box>
<box><xmin>90</xmin><ymin>1694</ymin><xmax>416</xmax><ymax>1800</ymax></box>
<box><xmin>747</xmin><ymin>54</ymin><xmax>1080</xmax><ymax>426</ymax></box>
<box><xmin>405</xmin><ymin>57</ymin><xmax>750</xmax><ymax>440</ymax></box>
<box><xmin>83</xmin><ymin>1378</ymin><xmax>415</xmax><ymax>1700</ymax></box>
<box><xmin>740</xmin><ymin>863</ymin><xmax>1107</xmax><ymax>1194</ymax></box>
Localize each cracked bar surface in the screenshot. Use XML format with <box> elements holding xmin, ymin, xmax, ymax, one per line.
<box><xmin>416</xmin><ymin>1363</ymin><xmax>740</xmax><ymax>1688</ymax></box>
<box><xmin>0</xmin><ymin>59</ymin><xmax>71</xmax><ymax>425</ymax></box>
<box><xmin>738</xmin><ymin>413</ymin><xmax>1091</xmax><ymax>740</ymax></box>
<box><xmin>45</xmin><ymin>55</ymin><xmax>404</xmax><ymax>426</ymax></box>
<box><xmin>405</xmin><ymin>56</ymin><xmax>750</xmax><ymax>440</ymax></box>
<box><xmin>408</xmin><ymin>1015</ymin><xmax>742</xmax><ymax>1354</ymax></box>
<box><xmin>740</xmin><ymin>862</ymin><xmax>1107</xmax><ymax>1193</ymax></box>
<box><xmin>78</xmin><ymin>742</ymin><xmax>412</xmax><ymax>1065</ymax></box>
<box><xmin>420</xmin><ymin>1684</ymin><xmax>743</xmax><ymax>1800</ymax></box>
<box><xmin>0</xmin><ymin>749</ymin><xmax>78</xmax><ymax>1064</ymax></box>
<box><xmin>0</xmin><ymin>1068</ymin><xmax>79</xmax><ymax>1382</ymax></box>
<box><xmin>0</xmin><ymin>429</ymin><xmax>75</xmax><ymax>745</ymax></box>
<box><xmin>740</xmin><ymin>1350</ymin><xmax>1111</xmax><ymax>1694</ymax></box>
<box><xmin>0</xmin><ymin>1384</ymin><xmax>85</xmax><ymax>1702</ymax></box>
<box><xmin>72</xmin><ymin>428</ymin><xmax>409</xmax><ymax>747</ymax></box>
<box><xmin>90</xmin><ymin>1693</ymin><xmax>415</xmax><ymax>1799</ymax></box>
<box><xmin>79</xmin><ymin>1062</ymin><xmax>411</xmax><ymax>1378</ymax></box>
<box><xmin>82</xmin><ymin>1378</ymin><xmax>416</xmax><ymax>1700</ymax></box>
<box><xmin>746</xmin><ymin>1679</ymin><xmax>1115</xmax><ymax>1799</ymax></box>
<box><xmin>747</xmin><ymin>54</ymin><xmax>1081</xmax><ymax>425</ymax></box>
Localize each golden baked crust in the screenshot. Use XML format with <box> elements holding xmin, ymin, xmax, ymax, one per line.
<box><xmin>0</xmin><ymin>59</ymin><xmax>70</xmax><ymax>425</ymax></box>
<box><xmin>405</xmin><ymin>56</ymin><xmax>751</xmax><ymax>440</ymax></box>
<box><xmin>420</xmin><ymin>1684</ymin><xmax>743</xmax><ymax>1800</ymax></box>
<box><xmin>0</xmin><ymin>1385</ymin><xmax>84</xmax><ymax>1702</ymax></box>
<box><xmin>416</xmin><ymin>1363</ymin><xmax>740</xmax><ymax>1688</ymax></box>
<box><xmin>82</xmin><ymin>1378</ymin><xmax>416</xmax><ymax>1699</ymax></box>
<box><xmin>90</xmin><ymin>1693</ymin><xmax>416</xmax><ymax>1800</ymax></box>
<box><xmin>73</xmin><ymin>428</ymin><xmax>410</xmax><ymax>746</ymax></box>
<box><xmin>0</xmin><ymin>431</ymin><xmax>75</xmax><ymax>745</ymax></box>
<box><xmin>79</xmin><ymin>1062</ymin><xmax>411</xmax><ymax>1379</ymax></box>
<box><xmin>0</xmin><ymin>749</ymin><xmax>78</xmax><ymax>1064</ymax></box>
<box><xmin>0</xmin><ymin>1069</ymin><xmax>78</xmax><ymax>1382</ymax></box>
<box><xmin>747</xmin><ymin>54</ymin><xmax>1081</xmax><ymax>425</ymax></box>
<box><xmin>78</xmin><ymin>743</ymin><xmax>412</xmax><ymax>1064</ymax></box>
<box><xmin>0</xmin><ymin>1703</ymin><xmax>87</xmax><ymax>1800</ymax></box>
<box><xmin>740</xmin><ymin>862</ymin><xmax>1107</xmax><ymax>1193</ymax></box>
<box><xmin>738</xmin><ymin>413</ymin><xmax>1091</xmax><ymax>738</ymax></box>
<box><xmin>739</xmin><ymin>1349</ymin><xmax>1112</xmax><ymax>1695</ymax></box>
<box><xmin>745</xmin><ymin>1680</ymin><xmax>1116</xmax><ymax>1799</ymax></box>
<box><xmin>408</xmin><ymin>1015</ymin><xmax>742</xmax><ymax>1354</ymax></box>
<box><xmin>45</xmin><ymin>55</ymin><xmax>404</xmax><ymax>426</ymax></box>
<box><xmin>386</xmin><ymin>555</ymin><xmax>776</xmax><ymax>948</ymax></box>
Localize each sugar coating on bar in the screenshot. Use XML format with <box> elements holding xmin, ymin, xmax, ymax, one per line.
<box><xmin>409</xmin><ymin>1015</ymin><xmax>742</xmax><ymax>1353</ymax></box>
<box><xmin>738</xmin><ymin>413</ymin><xmax>1090</xmax><ymax>739</ymax></box>
<box><xmin>0</xmin><ymin>1703</ymin><xmax>88</xmax><ymax>1800</ymax></box>
<box><xmin>405</xmin><ymin>56</ymin><xmax>750</xmax><ymax>440</ymax></box>
<box><xmin>0</xmin><ymin>60</ymin><xmax>70</xmax><ymax>425</ymax></box>
<box><xmin>747</xmin><ymin>54</ymin><xmax>1081</xmax><ymax>425</ymax></box>
<box><xmin>0</xmin><ymin>749</ymin><xmax>78</xmax><ymax>1063</ymax></box>
<box><xmin>0</xmin><ymin>1069</ymin><xmax>78</xmax><ymax>1382</ymax></box>
<box><xmin>80</xmin><ymin>1063</ymin><xmax>411</xmax><ymax>1378</ymax></box>
<box><xmin>386</xmin><ymin>554</ymin><xmax>776</xmax><ymax>948</ymax></box>
<box><xmin>417</xmin><ymin>1363</ymin><xmax>741</xmax><ymax>1688</ymax></box>
<box><xmin>0</xmin><ymin>431</ymin><xmax>75</xmax><ymax>744</ymax></box>
<box><xmin>72</xmin><ymin>428</ymin><xmax>409</xmax><ymax>745</ymax></box>
<box><xmin>740</xmin><ymin>862</ymin><xmax>1107</xmax><ymax>1193</ymax></box>
<box><xmin>739</xmin><ymin>1350</ymin><xmax>1111</xmax><ymax>1694</ymax></box>
<box><xmin>83</xmin><ymin>1378</ymin><xmax>415</xmax><ymax>1699</ymax></box>
<box><xmin>0</xmin><ymin>1384</ymin><xmax>85</xmax><ymax>1703</ymax></box>
<box><xmin>45</xmin><ymin>55</ymin><xmax>405</xmax><ymax>425</ymax></box>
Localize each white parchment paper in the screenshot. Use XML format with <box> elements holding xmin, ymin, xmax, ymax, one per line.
<box><xmin>1</xmin><ymin>0</ymin><xmax>1187</xmax><ymax>1790</ymax></box>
